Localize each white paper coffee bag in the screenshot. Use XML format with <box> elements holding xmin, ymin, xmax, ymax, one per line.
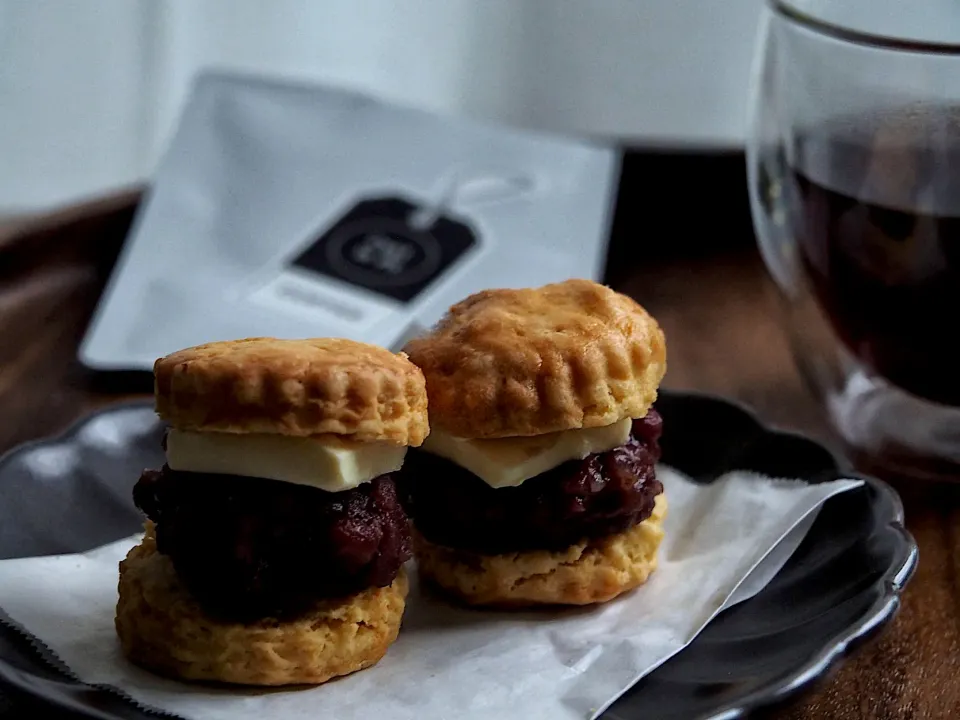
<box><xmin>80</xmin><ymin>72</ymin><xmax>618</xmax><ymax>370</ymax></box>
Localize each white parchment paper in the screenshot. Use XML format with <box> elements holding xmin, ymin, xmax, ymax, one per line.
<box><xmin>0</xmin><ymin>467</ymin><xmax>861</xmax><ymax>720</ymax></box>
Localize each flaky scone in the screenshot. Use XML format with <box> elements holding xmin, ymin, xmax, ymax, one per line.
<box><xmin>116</xmin><ymin>530</ymin><xmax>408</xmax><ymax>686</ymax></box>
<box><xmin>404</xmin><ymin>279</ymin><xmax>666</xmax><ymax>438</ymax></box>
<box><xmin>415</xmin><ymin>495</ymin><xmax>667</xmax><ymax>607</ymax></box>
<box><xmin>155</xmin><ymin>337</ymin><xmax>427</xmax><ymax>445</ymax></box>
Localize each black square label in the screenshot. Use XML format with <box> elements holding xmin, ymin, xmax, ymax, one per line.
<box><xmin>290</xmin><ymin>196</ymin><xmax>478</xmax><ymax>303</ymax></box>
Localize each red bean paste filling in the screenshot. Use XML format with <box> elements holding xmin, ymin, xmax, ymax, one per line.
<box><xmin>397</xmin><ymin>409</ymin><xmax>663</xmax><ymax>555</ymax></box>
<box><xmin>133</xmin><ymin>467</ymin><xmax>411</xmax><ymax>623</ymax></box>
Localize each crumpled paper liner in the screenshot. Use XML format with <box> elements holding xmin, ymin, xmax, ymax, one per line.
<box><xmin>0</xmin><ymin>466</ymin><xmax>860</xmax><ymax>720</ymax></box>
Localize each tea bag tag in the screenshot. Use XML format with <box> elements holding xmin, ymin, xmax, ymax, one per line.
<box><xmin>407</xmin><ymin>169</ymin><xmax>537</xmax><ymax>232</ymax></box>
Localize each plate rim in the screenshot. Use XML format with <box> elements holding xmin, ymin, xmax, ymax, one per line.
<box><xmin>0</xmin><ymin>393</ymin><xmax>919</xmax><ymax>720</ymax></box>
<box><xmin>652</xmin><ymin>392</ymin><xmax>917</xmax><ymax>719</ymax></box>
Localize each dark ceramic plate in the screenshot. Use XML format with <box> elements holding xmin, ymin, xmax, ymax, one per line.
<box><xmin>0</xmin><ymin>393</ymin><xmax>917</xmax><ymax>720</ymax></box>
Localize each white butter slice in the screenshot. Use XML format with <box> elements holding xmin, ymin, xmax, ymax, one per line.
<box><xmin>421</xmin><ymin>418</ymin><xmax>633</xmax><ymax>488</ymax></box>
<box><xmin>165</xmin><ymin>429</ymin><xmax>407</xmax><ymax>492</ymax></box>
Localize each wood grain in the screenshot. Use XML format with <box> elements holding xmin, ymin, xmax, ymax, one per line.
<box><xmin>0</xmin><ymin>191</ymin><xmax>958</xmax><ymax>719</ymax></box>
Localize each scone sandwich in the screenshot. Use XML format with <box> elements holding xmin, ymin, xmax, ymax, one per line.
<box><xmin>116</xmin><ymin>338</ymin><xmax>428</xmax><ymax>685</ymax></box>
<box><xmin>400</xmin><ymin>279</ymin><xmax>667</xmax><ymax>607</ymax></box>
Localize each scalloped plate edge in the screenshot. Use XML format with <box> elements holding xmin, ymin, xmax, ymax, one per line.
<box><xmin>0</xmin><ymin>394</ymin><xmax>919</xmax><ymax>720</ymax></box>
<box><xmin>669</xmin><ymin>393</ymin><xmax>918</xmax><ymax>719</ymax></box>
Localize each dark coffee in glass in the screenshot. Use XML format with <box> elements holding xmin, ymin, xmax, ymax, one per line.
<box><xmin>749</xmin><ymin>3</ymin><xmax>960</xmax><ymax>480</ymax></box>
<box><xmin>793</xmin><ymin>107</ymin><xmax>960</xmax><ymax>406</ymax></box>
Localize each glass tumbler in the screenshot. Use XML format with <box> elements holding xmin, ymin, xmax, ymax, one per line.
<box><xmin>748</xmin><ymin>0</ymin><xmax>960</xmax><ymax>480</ymax></box>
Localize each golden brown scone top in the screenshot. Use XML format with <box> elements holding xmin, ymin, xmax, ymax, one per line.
<box><xmin>155</xmin><ymin>337</ymin><xmax>428</xmax><ymax>446</ymax></box>
<box><xmin>404</xmin><ymin>279</ymin><xmax>666</xmax><ymax>438</ymax></box>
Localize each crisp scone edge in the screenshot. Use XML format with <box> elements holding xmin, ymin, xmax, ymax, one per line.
<box><xmin>154</xmin><ymin>337</ymin><xmax>428</xmax><ymax>445</ymax></box>
<box><xmin>414</xmin><ymin>493</ymin><xmax>667</xmax><ymax>606</ymax></box>
<box><xmin>115</xmin><ymin>531</ymin><xmax>409</xmax><ymax>686</ymax></box>
<box><xmin>404</xmin><ymin>279</ymin><xmax>666</xmax><ymax>438</ymax></box>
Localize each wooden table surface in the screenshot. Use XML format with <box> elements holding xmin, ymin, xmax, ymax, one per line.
<box><xmin>1</xmin><ymin>192</ymin><xmax>958</xmax><ymax>719</ymax></box>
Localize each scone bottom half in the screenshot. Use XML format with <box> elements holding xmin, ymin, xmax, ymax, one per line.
<box><xmin>399</xmin><ymin>279</ymin><xmax>668</xmax><ymax>607</ymax></box>
<box><xmin>117</xmin><ymin>337</ymin><xmax>427</xmax><ymax>686</ymax></box>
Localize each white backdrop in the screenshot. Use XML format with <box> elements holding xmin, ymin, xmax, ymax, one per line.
<box><xmin>0</xmin><ymin>0</ymin><xmax>762</xmax><ymax>211</ymax></box>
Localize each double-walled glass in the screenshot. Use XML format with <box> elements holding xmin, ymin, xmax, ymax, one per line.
<box><xmin>748</xmin><ymin>0</ymin><xmax>960</xmax><ymax>479</ymax></box>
